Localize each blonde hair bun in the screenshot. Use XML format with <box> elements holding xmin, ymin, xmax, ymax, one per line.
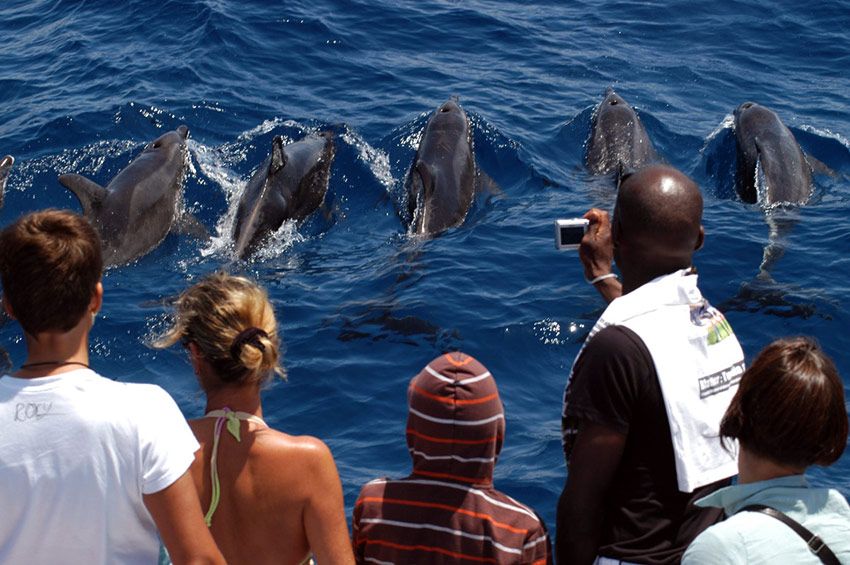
<box><xmin>153</xmin><ymin>273</ymin><xmax>286</xmax><ymax>386</ymax></box>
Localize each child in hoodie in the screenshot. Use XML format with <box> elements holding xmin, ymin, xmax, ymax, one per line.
<box><xmin>352</xmin><ymin>352</ymin><xmax>551</xmax><ymax>564</ymax></box>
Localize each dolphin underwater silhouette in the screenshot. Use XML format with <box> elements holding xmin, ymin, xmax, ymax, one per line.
<box><xmin>231</xmin><ymin>131</ymin><xmax>335</xmax><ymax>259</ymax></box>
<box><xmin>58</xmin><ymin>125</ymin><xmax>196</xmax><ymax>266</ymax></box>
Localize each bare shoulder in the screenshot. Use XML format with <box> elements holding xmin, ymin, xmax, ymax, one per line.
<box><xmin>254</xmin><ymin>430</ymin><xmax>337</xmax><ymax>473</ymax></box>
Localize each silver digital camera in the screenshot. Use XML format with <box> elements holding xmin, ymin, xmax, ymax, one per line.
<box><xmin>554</xmin><ymin>218</ymin><xmax>589</xmax><ymax>250</ymax></box>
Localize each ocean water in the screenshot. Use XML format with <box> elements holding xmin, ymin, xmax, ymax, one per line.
<box><xmin>2</xmin><ymin>0</ymin><xmax>850</xmax><ymax>539</ymax></box>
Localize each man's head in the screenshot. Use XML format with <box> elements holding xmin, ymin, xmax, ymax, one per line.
<box><xmin>0</xmin><ymin>209</ymin><xmax>103</xmax><ymax>335</ymax></box>
<box><xmin>613</xmin><ymin>165</ymin><xmax>704</xmax><ymax>280</ymax></box>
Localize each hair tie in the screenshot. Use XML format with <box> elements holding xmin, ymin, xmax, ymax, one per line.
<box><xmin>230</xmin><ymin>327</ymin><xmax>268</xmax><ymax>361</ymax></box>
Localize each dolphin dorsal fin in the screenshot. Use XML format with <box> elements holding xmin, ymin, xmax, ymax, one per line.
<box><xmin>270</xmin><ymin>136</ymin><xmax>287</xmax><ymax>174</ymax></box>
<box><xmin>58</xmin><ymin>173</ymin><xmax>108</xmax><ymax>217</ymax></box>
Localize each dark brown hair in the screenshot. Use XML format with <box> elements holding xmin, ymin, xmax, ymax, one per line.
<box><xmin>0</xmin><ymin>209</ymin><xmax>103</xmax><ymax>334</ymax></box>
<box><xmin>721</xmin><ymin>337</ymin><xmax>848</xmax><ymax>468</ymax></box>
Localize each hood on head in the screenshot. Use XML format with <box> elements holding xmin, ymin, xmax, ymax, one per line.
<box><xmin>406</xmin><ymin>352</ymin><xmax>504</xmax><ymax>486</ymax></box>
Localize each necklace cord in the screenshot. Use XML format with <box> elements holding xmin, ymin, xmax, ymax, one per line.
<box><xmin>19</xmin><ymin>361</ymin><xmax>90</xmax><ymax>370</ymax></box>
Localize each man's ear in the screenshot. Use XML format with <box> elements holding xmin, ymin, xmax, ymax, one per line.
<box><xmin>611</xmin><ymin>211</ymin><xmax>623</xmax><ymax>250</ymax></box>
<box><xmin>694</xmin><ymin>226</ymin><xmax>705</xmax><ymax>252</ymax></box>
<box><xmin>90</xmin><ymin>282</ymin><xmax>104</xmax><ymax>314</ymax></box>
<box><xmin>2</xmin><ymin>295</ymin><xmax>16</xmax><ymax>320</ymax></box>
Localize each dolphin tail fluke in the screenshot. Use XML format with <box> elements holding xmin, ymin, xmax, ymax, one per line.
<box><xmin>58</xmin><ymin>173</ymin><xmax>107</xmax><ymax>218</ymax></box>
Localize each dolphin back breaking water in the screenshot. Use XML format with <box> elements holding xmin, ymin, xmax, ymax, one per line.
<box><xmin>58</xmin><ymin>126</ymin><xmax>191</xmax><ymax>266</ymax></box>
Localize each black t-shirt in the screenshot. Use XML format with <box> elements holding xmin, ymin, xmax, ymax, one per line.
<box><xmin>562</xmin><ymin>325</ymin><xmax>729</xmax><ymax>565</ymax></box>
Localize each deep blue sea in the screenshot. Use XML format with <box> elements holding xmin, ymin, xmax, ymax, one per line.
<box><xmin>2</xmin><ymin>0</ymin><xmax>850</xmax><ymax>540</ymax></box>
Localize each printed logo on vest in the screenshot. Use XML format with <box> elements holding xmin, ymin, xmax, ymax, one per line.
<box><xmin>698</xmin><ymin>361</ymin><xmax>745</xmax><ymax>399</ymax></box>
<box><xmin>691</xmin><ymin>303</ymin><xmax>735</xmax><ymax>345</ymax></box>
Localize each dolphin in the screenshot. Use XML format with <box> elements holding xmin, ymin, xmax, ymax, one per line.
<box><xmin>231</xmin><ymin>132</ymin><xmax>335</xmax><ymax>259</ymax></box>
<box><xmin>58</xmin><ymin>125</ymin><xmax>194</xmax><ymax>266</ymax></box>
<box><xmin>585</xmin><ymin>88</ymin><xmax>659</xmax><ymax>176</ymax></box>
<box><xmin>405</xmin><ymin>99</ymin><xmax>480</xmax><ymax>236</ymax></box>
<box><xmin>733</xmin><ymin>102</ymin><xmax>812</xmax><ymax>205</ymax></box>
<box><xmin>0</xmin><ymin>155</ymin><xmax>13</xmax><ymax>209</ymax></box>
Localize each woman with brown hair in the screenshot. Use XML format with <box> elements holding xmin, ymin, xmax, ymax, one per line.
<box><xmin>154</xmin><ymin>272</ymin><xmax>353</xmax><ymax>565</ymax></box>
<box><xmin>683</xmin><ymin>337</ymin><xmax>850</xmax><ymax>564</ymax></box>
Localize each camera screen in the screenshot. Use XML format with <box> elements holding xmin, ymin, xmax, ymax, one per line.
<box><xmin>559</xmin><ymin>225</ymin><xmax>585</xmax><ymax>246</ymax></box>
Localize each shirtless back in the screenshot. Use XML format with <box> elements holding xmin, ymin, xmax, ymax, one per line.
<box><xmin>188</xmin><ymin>416</ymin><xmax>350</xmax><ymax>565</ymax></box>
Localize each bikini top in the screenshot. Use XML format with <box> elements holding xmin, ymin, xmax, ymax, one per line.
<box><xmin>202</xmin><ymin>407</ymin><xmax>268</xmax><ymax>527</ymax></box>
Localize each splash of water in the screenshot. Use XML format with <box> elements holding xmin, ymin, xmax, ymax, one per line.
<box><xmin>340</xmin><ymin>125</ymin><xmax>395</xmax><ymax>193</ymax></box>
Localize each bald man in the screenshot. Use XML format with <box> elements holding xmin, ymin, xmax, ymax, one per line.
<box><xmin>556</xmin><ymin>165</ymin><xmax>746</xmax><ymax>565</ymax></box>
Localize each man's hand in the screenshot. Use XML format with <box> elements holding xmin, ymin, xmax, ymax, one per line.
<box><xmin>579</xmin><ymin>209</ymin><xmax>613</xmax><ymax>279</ymax></box>
<box><xmin>580</xmin><ymin>209</ymin><xmax>622</xmax><ymax>303</ymax></box>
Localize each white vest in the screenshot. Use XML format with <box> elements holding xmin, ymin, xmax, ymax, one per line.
<box><xmin>572</xmin><ymin>269</ymin><xmax>744</xmax><ymax>492</ymax></box>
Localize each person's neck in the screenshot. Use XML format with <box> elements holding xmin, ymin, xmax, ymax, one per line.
<box><xmin>738</xmin><ymin>446</ymin><xmax>805</xmax><ymax>484</ymax></box>
<box><xmin>204</xmin><ymin>383</ymin><xmax>263</xmax><ymax>418</ymax></box>
<box><xmin>15</xmin><ymin>325</ymin><xmax>90</xmax><ymax>378</ymax></box>
<box><xmin>620</xmin><ymin>265</ymin><xmax>691</xmax><ymax>295</ymax></box>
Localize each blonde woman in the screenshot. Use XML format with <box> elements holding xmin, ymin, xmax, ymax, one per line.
<box><xmin>154</xmin><ymin>273</ymin><xmax>353</xmax><ymax>565</ymax></box>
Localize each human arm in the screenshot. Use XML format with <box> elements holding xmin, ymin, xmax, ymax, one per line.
<box><xmin>580</xmin><ymin>208</ymin><xmax>622</xmax><ymax>303</ymax></box>
<box><xmin>137</xmin><ymin>386</ymin><xmax>224</xmax><ymax>564</ymax></box>
<box><xmin>557</xmin><ymin>327</ymin><xmax>651</xmax><ymax>564</ymax></box>
<box><xmin>521</xmin><ymin>516</ymin><xmax>553</xmax><ymax>565</ymax></box>
<box><xmin>144</xmin><ymin>471</ymin><xmax>225</xmax><ymax>565</ymax></box>
<box><xmin>556</xmin><ymin>423</ymin><xmax>626</xmax><ymax>565</ymax></box>
<box><xmin>303</xmin><ymin>439</ymin><xmax>356</xmax><ymax>565</ymax></box>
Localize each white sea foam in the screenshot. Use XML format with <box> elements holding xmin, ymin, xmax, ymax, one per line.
<box><xmin>189</xmin><ymin>122</ymin><xmax>310</xmax><ymax>259</ymax></box>
<box><xmin>10</xmin><ymin>139</ymin><xmax>136</xmax><ymax>194</ymax></box>
<box><xmin>340</xmin><ymin>125</ymin><xmax>395</xmax><ymax>193</ymax></box>
<box><xmin>188</xmin><ymin>138</ymin><xmax>243</xmax><ymax>257</ymax></box>
<box><xmin>702</xmin><ymin>114</ymin><xmax>735</xmax><ymax>147</ymax></box>
<box><xmin>799</xmin><ymin>124</ymin><xmax>850</xmax><ymax>150</ymax></box>
<box><xmin>237</xmin><ymin>118</ymin><xmax>301</xmax><ymax>142</ymax></box>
